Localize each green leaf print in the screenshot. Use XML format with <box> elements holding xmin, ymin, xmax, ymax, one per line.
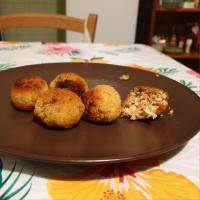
<box><xmin>99</xmin><ymin>51</ymin><xmax>119</xmax><ymax>56</ymax></box>
<box><xmin>90</xmin><ymin>57</ymin><xmax>104</xmax><ymax>61</ymax></box>
<box><xmin>115</xmin><ymin>47</ymin><xmax>140</xmax><ymax>53</ymax></box>
<box><xmin>153</xmin><ymin>68</ymin><xmax>179</xmax><ymax>75</ymax></box>
<box><xmin>0</xmin><ymin>64</ymin><xmax>14</xmax><ymax>71</ymax></box>
<box><xmin>194</xmin><ymin>91</ymin><xmax>200</xmax><ymax>95</ymax></box>
<box><xmin>0</xmin><ymin>44</ymin><xmax>31</xmax><ymax>51</ymax></box>
<box><xmin>0</xmin><ymin>159</ymin><xmax>2</xmax><ymax>187</ymax></box>
<box><xmin>37</xmin><ymin>51</ymin><xmax>58</xmax><ymax>56</ymax></box>
<box><xmin>69</xmin><ymin>51</ymin><xmax>81</xmax><ymax>56</ymax></box>
<box><xmin>180</xmin><ymin>80</ymin><xmax>197</xmax><ymax>89</ymax></box>
<box><xmin>70</xmin><ymin>58</ymin><xmax>88</xmax><ymax>62</ymax></box>
<box><xmin>19</xmin><ymin>184</ymin><xmax>32</xmax><ymax>200</ymax></box>
<box><xmin>180</xmin><ymin>80</ymin><xmax>200</xmax><ymax>95</ymax></box>
<box><xmin>0</xmin><ymin>162</ymin><xmax>16</xmax><ymax>189</ymax></box>
<box><xmin>180</xmin><ymin>80</ymin><xmax>186</xmax><ymax>85</ymax></box>
<box><xmin>0</xmin><ymin>159</ymin><xmax>33</xmax><ymax>200</ymax></box>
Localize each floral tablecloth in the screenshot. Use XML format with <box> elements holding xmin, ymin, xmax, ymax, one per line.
<box><xmin>0</xmin><ymin>41</ymin><xmax>199</xmax><ymax>200</ymax></box>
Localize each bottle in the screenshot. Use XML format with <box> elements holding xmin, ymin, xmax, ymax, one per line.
<box><xmin>170</xmin><ymin>26</ymin><xmax>177</xmax><ymax>46</ymax></box>
<box><xmin>178</xmin><ymin>37</ymin><xmax>185</xmax><ymax>49</ymax></box>
<box><xmin>185</xmin><ymin>28</ymin><xmax>195</xmax><ymax>52</ymax></box>
<box><xmin>194</xmin><ymin>0</ymin><xmax>199</xmax><ymax>8</ymax></box>
<box><xmin>196</xmin><ymin>33</ymin><xmax>200</xmax><ymax>53</ymax></box>
<box><xmin>185</xmin><ymin>39</ymin><xmax>193</xmax><ymax>53</ymax></box>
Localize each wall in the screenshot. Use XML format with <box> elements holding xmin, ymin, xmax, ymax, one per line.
<box><xmin>0</xmin><ymin>0</ymin><xmax>66</xmax><ymax>42</ymax></box>
<box><xmin>66</xmin><ymin>0</ymin><xmax>139</xmax><ymax>44</ymax></box>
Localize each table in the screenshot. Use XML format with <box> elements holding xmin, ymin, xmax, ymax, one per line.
<box><xmin>0</xmin><ymin>41</ymin><xmax>199</xmax><ymax>200</ymax></box>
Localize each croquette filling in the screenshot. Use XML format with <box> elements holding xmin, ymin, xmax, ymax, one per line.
<box><xmin>122</xmin><ymin>89</ymin><xmax>168</xmax><ymax>120</ymax></box>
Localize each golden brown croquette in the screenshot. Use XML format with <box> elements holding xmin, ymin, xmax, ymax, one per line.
<box><xmin>49</xmin><ymin>72</ymin><xmax>88</xmax><ymax>100</ymax></box>
<box><xmin>34</xmin><ymin>88</ymin><xmax>85</xmax><ymax>129</ymax></box>
<box><xmin>83</xmin><ymin>85</ymin><xmax>122</xmax><ymax>123</ymax></box>
<box><xmin>10</xmin><ymin>76</ymin><xmax>48</xmax><ymax>111</ymax></box>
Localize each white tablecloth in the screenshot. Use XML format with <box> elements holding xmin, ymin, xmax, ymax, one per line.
<box><xmin>0</xmin><ymin>42</ymin><xmax>199</xmax><ymax>200</ymax></box>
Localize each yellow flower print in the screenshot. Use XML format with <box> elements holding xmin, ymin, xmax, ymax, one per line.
<box><xmin>90</xmin><ymin>58</ymin><xmax>108</xmax><ymax>64</ymax></box>
<box><xmin>70</xmin><ymin>57</ymin><xmax>109</xmax><ymax>64</ymax></box>
<box><xmin>104</xmin><ymin>43</ymin><xmax>122</xmax><ymax>47</ymax></box>
<box><xmin>127</xmin><ymin>64</ymin><xmax>160</xmax><ymax>74</ymax></box>
<box><xmin>47</xmin><ymin>158</ymin><xmax>200</xmax><ymax>200</ymax></box>
<box><xmin>1</xmin><ymin>41</ymin><xmax>23</xmax><ymax>45</ymax></box>
<box><xmin>100</xmin><ymin>190</ymin><xmax>126</xmax><ymax>200</ymax></box>
<box><xmin>140</xmin><ymin>169</ymin><xmax>200</xmax><ymax>200</ymax></box>
<box><xmin>71</xmin><ymin>58</ymin><xmax>87</xmax><ymax>63</ymax></box>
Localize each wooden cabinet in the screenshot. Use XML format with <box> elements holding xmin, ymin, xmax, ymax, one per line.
<box><xmin>136</xmin><ymin>0</ymin><xmax>200</xmax><ymax>72</ymax></box>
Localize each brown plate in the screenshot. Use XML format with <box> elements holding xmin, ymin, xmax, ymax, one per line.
<box><xmin>0</xmin><ymin>63</ymin><xmax>200</xmax><ymax>165</ymax></box>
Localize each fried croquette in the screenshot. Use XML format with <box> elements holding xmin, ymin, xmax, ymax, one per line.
<box><xmin>10</xmin><ymin>76</ymin><xmax>48</xmax><ymax>111</ymax></box>
<box><xmin>34</xmin><ymin>88</ymin><xmax>85</xmax><ymax>129</ymax></box>
<box><xmin>49</xmin><ymin>72</ymin><xmax>88</xmax><ymax>99</ymax></box>
<box><xmin>83</xmin><ymin>85</ymin><xmax>122</xmax><ymax>123</ymax></box>
<box><xmin>121</xmin><ymin>86</ymin><xmax>168</xmax><ymax>120</ymax></box>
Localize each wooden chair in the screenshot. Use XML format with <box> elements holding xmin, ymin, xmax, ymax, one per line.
<box><xmin>0</xmin><ymin>13</ymin><xmax>97</xmax><ymax>42</ymax></box>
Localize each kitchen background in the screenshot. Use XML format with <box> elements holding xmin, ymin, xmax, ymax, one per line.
<box><xmin>0</xmin><ymin>0</ymin><xmax>199</xmax><ymax>71</ymax></box>
<box><xmin>0</xmin><ymin>0</ymin><xmax>139</xmax><ymax>44</ymax></box>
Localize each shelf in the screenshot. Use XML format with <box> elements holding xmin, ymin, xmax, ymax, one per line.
<box><xmin>156</xmin><ymin>7</ymin><xmax>200</xmax><ymax>12</ymax></box>
<box><xmin>166</xmin><ymin>52</ymin><xmax>200</xmax><ymax>59</ymax></box>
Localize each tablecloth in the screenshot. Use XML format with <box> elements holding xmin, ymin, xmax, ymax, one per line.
<box><xmin>0</xmin><ymin>41</ymin><xmax>199</xmax><ymax>200</ymax></box>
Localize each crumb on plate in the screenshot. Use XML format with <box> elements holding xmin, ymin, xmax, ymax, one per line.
<box><xmin>120</xmin><ymin>74</ymin><xmax>130</xmax><ymax>80</ymax></box>
<box><xmin>169</xmin><ymin>109</ymin><xmax>174</xmax><ymax>115</ymax></box>
<box><xmin>156</xmin><ymin>74</ymin><xmax>160</xmax><ymax>77</ymax></box>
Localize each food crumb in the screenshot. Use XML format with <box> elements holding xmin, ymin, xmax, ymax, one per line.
<box><xmin>169</xmin><ymin>109</ymin><xmax>174</xmax><ymax>115</ymax></box>
<box><xmin>120</xmin><ymin>74</ymin><xmax>130</xmax><ymax>80</ymax></box>
<box><xmin>156</xmin><ymin>74</ymin><xmax>160</xmax><ymax>77</ymax></box>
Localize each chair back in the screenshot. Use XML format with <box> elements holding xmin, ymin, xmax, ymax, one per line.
<box><xmin>0</xmin><ymin>13</ymin><xmax>97</xmax><ymax>42</ymax></box>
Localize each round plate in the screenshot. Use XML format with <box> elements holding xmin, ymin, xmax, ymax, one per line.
<box><xmin>0</xmin><ymin>63</ymin><xmax>199</xmax><ymax>165</ymax></box>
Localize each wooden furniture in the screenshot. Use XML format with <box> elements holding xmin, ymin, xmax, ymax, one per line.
<box><xmin>0</xmin><ymin>13</ymin><xmax>98</xmax><ymax>42</ymax></box>
<box><xmin>136</xmin><ymin>0</ymin><xmax>200</xmax><ymax>72</ymax></box>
